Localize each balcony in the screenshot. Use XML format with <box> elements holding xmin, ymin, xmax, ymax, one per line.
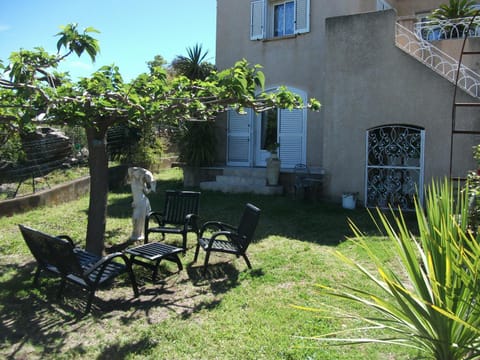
<box><xmin>414</xmin><ymin>17</ymin><xmax>480</xmax><ymax>41</ymax></box>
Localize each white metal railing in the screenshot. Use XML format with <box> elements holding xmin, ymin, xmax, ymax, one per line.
<box><xmin>395</xmin><ymin>23</ymin><xmax>480</xmax><ymax>98</ymax></box>
<box><xmin>414</xmin><ymin>16</ymin><xmax>480</xmax><ymax>40</ymax></box>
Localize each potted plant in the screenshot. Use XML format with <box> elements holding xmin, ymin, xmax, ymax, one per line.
<box><xmin>428</xmin><ymin>0</ymin><xmax>478</xmax><ymax>39</ymax></box>
<box><xmin>266</xmin><ymin>142</ymin><xmax>281</xmax><ymax>186</ymax></box>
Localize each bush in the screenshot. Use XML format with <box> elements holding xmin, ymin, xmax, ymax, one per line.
<box><xmin>107</xmin><ymin>124</ymin><xmax>164</xmax><ymax>170</ymax></box>
<box><xmin>298</xmin><ymin>180</ymin><xmax>480</xmax><ymax>359</ymax></box>
<box><xmin>0</xmin><ymin>132</ymin><xmax>24</xmax><ymax>163</ymax></box>
<box><xmin>176</xmin><ymin>120</ymin><xmax>216</xmax><ymax>167</ymax></box>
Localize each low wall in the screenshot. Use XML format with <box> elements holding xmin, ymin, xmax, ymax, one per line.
<box><xmin>0</xmin><ymin>176</ymin><xmax>90</xmax><ymax>217</ymax></box>
<box><xmin>0</xmin><ymin>165</ymin><xmax>129</xmax><ymax>217</ymax></box>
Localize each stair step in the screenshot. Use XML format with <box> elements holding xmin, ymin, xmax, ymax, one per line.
<box><xmin>199</xmin><ymin>167</ymin><xmax>283</xmax><ymax>195</ymax></box>
<box><xmin>200</xmin><ymin>181</ymin><xmax>283</xmax><ymax>195</ymax></box>
<box><xmin>223</xmin><ymin>167</ymin><xmax>267</xmax><ymax>178</ymax></box>
<box><xmin>215</xmin><ymin>175</ymin><xmax>266</xmax><ymax>186</ymax></box>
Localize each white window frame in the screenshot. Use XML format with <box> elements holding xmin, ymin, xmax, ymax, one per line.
<box><xmin>272</xmin><ymin>0</ymin><xmax>295</xmax><ymax>37</ymax></box>
<box><xmin>250</xmin><ymin>0</ymin><xmax>310</xmax><ymax>40</ymax></box>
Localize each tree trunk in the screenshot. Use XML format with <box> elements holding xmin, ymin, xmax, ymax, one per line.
<box><xmin>85</xmin><ymin>126</ymin><xmax>109</xmax><ymax>255</ymax></box>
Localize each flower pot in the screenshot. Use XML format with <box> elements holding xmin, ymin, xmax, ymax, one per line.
<box><xmin>342</xmin><ymin>193</ymin><xmax>357</xmax><ymax>210</ymax></box>
<box><xmin>266</xmin><ymin>153</ymin><xmax>281</xmax><ymax>186</ymax></box>
<box><xmin>182</xmin><ymin>166</ymin><xmax>200</xmax><ymax>187</ymax></box>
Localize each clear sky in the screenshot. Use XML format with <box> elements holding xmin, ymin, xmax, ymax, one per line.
<box><xmin>0</xmin><ymin>0</ymin><xmax>217</xmax><ymax>82</ymax></box>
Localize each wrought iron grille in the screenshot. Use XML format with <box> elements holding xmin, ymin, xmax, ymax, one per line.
<box><xmin>366</xmin><ymin>126</ymin><xmax>424</xmax><ymax>210</ymax></box>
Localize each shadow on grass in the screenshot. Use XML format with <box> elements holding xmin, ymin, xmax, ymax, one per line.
<box><xmin>0</xmin><ymin>261</ymin><xmax>79</xmax><ymax>359</ymax></box>
<box><xmin>96</xmin><ymin>336</ymin><xmax>157</xmax><ymax>359</ymax></box>
<box><xmin>106</xmin><ymin>186</ymin><xmax>417</xmax><ymax>248</ymax></box>
<box><xmin>0</xmin><ymin>254</ymin><xmax>245</xmax><ymax>358</ymax></box>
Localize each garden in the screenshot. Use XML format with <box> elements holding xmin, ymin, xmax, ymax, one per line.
<box><xmin>1</xmin><ymin>167</ymin><xmax>420</xmax><ymax>359</ymax></box>
<box><xmin>1</xmin><ymin>16</ymin><xmax>480</xmax><ymax>359</ymax></box>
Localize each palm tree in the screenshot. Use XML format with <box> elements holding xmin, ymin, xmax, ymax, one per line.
<box><xmin>170</xmin><ymin>44</ymin><xmax>217</xmax><ymax>185</ymax></box>
<box><xmin>430</xmin><ymin>0</ymin><xmax>478</xmax><ymax>20</ymax></box>
<box><xmin>170</xmin><ymin>44</ymin><xmax>215</xmax><ymax>80</ymax></box>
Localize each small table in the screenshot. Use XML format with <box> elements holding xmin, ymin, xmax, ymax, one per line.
<box><xmin>125</xmin><ymin>242</ymin><xmax>183</xmax><ymax>281</ymax></box>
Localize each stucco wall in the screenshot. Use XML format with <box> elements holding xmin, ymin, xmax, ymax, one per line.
<box><xmin>389</xmin><ymin>0</ymin><xmax>445</xmax><ymax>17</ymax></box>
<box><xmin>215</xmin><ymin>0</ymin><xmax>379</xmax><ymax>168</ymax></box>
<box><xmin>323</xmin><ymin>10</ymin><xmax>479</xmax><ymax>203</ymax></box>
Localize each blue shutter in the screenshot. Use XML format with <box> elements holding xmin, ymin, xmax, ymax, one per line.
<box><xmin>251</xmin><ymin>0</ymin><xmax>265</xmax><ymax>40</ymax></box>
<box><xmin>295</xmin><ymin>0</ymin><xmax>310</xmax><ymax>34</ymax></box>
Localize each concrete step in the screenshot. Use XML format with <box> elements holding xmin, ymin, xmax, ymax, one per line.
<box><xmin>223</xmin><ymin>167</ymin><xmax>267</xmax><ymax>178</ymax></box>
<box><xmin>200</xmin><ymin>181</ymin><xmax>283</xmax><ymax>195</ymax></box>
<box><xmin>215</xmin><ymin>175</ymin><xmax>267</xmax><ymax>186</ymax></box>
<box><xmin>199</xmin><ymin>166</ymin><xmax>283</xmax><ymax>195</ymax></box>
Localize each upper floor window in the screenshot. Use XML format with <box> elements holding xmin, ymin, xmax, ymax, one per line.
<box><xmin>274</xmin><ymin>1</ymin><xmax>295</xmax><ymax>37</ymax></box>
<box><xmin>251</xmin><ymin>0</ymin><xmax>310</xmax><ymax>40</ymax></box>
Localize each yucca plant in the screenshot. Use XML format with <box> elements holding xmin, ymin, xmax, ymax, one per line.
<box><xmin>297</xmin><ymin>180</ymin><xmax>480</xmax><ymax>359</ymax></box>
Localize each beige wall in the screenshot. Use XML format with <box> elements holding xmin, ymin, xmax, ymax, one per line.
<box><xmin>389</xmin><ymin>0</ymin><xmax>444</xmax><ymax>17</ymax></box>
<box><xmin>216</xmin><ymin>0</ymin><xmax>381</xmax><ymax>169</ymax></box>
<box><xmin>216</xmin><ymin>1</ymin><xmax>480</xmax><ymax>202</ymax></box>
<box><xmin>323</xmin><ymin>10</ymin><xmax>478</xmax><ymax>202</ymax></box>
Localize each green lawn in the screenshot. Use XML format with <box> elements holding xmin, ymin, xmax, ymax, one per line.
<box><xmin>0</xmin><ymin>168</ymin><xmax>418</xmax><ymax>359</ymax></box>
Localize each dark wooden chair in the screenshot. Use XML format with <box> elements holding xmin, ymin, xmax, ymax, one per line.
<box><xmin>144</xmin><ymin>190</ymin><xmax>200</xmax><ymax>252</ymax></box>
<box><xmin>19</xmin><ymin>224</ymin><xmax>139</xmax><ymax>314</ymax></box>
<box><xmin>193</xmin><ymin>203</ymin><xmax>261</xmax><ymax>275</ymax></box>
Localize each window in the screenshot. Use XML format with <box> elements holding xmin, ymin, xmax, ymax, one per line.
<box><xmin>274</xmin><ymin>1</ymin><xmax>294</xmax><ymax>37</ymax></box>
<box><xmin>251</xmin><ymin>0</ymin><xmax>310</xmax><ymax>40</ymax></box>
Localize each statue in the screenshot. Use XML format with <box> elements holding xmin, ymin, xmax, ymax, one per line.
<box><xmin>128</xmin><ymin>167</ymin><xmax>156</xmax><ymax>241</ymax></box>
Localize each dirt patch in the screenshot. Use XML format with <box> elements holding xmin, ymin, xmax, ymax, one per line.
<box><xmin>0</xmin><ymin>254</ymin><xmax>240</xmax><ymax>359</ymax></box>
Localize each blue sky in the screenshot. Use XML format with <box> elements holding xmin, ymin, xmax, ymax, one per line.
<box><xmin>0</xmin><ymin>0</ymin><xmax>217</xmax><ymax>81</ymax></box>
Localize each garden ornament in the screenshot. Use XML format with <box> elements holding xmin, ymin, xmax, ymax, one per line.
<box><xmin>128</xmin><ymin>167</ymin><xmax>156</xmax><ymax>241</ymax></box>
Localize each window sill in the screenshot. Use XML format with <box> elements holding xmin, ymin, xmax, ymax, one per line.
<box><xmin>259</xmin><ymin>34</ymin><xmax>298</xmax><ymax>42</ymax></box>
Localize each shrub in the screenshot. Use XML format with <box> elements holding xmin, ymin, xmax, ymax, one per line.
<box><xmin>176</xmin><ymin>120</ymin><xmax>216</xmax><ymax>167</ymax></box>
<box><xmin>297</xmin><ymin>180</ymin><xmax>480</xmax><ymax>359</ymax></box>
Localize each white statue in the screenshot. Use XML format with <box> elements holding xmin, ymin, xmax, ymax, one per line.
<box><xmin>128</xmin><ymin>167</ymin><xmax>156</xmax><ymax>241</ymax></box>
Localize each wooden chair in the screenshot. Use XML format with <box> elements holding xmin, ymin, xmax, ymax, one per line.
<box><xmin>144</xmin><ymin>190</ymin><xmax>200</xmax><ymax>252</ymax></box>
<box><xmin>19</xmin><ymin>224</ymin><xmax>139</xmax><ymax>314</ymax></box>
<box><xmin>193</xmin><ymin>203</ymin><xmax>261</xmax><ymax>275</ymax></box>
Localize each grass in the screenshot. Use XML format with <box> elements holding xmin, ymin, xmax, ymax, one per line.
<box><xmin>0</xmin><ymin>168</ymin><xmax>419</xmax><ymax>359</ymax></box>
<box><xmin>0</xmin><ymin>165</ymin><xmax>90</xmax><ymax>200</ymax></box>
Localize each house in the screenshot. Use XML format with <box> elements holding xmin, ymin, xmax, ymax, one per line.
<box><xmin>206</xmin><ymin>0</ymin><xmax>480</xmax><ymax>210</ymax></box>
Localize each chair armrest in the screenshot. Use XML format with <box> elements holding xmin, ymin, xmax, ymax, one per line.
<box><xmin>83</xmin><ymin>252</ymin><xmax>129</xmax><ymax>277</ymax></box>
<box><xmin>146</xmin><ymin>211</ymin><xmax>165</xmax><ymax>227</ymax></box>
<box><xmin>185</xmin><ymin>213</ymin><xmax>200</xmax><ymax>232</ymax></box>
<box><xmin>56</xmin><ymin>235</ymin><xmax>76</xmax><ymax>247</ymax></box>
<box><xmin>203</xmin><ymin>230</ymin><xmax>236</xmax><ymax>249</ymax></box>
<box><xmin>199</xmin><ymin>221</ymin><xmax>236</xmax><ymax>236</ymax></box>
